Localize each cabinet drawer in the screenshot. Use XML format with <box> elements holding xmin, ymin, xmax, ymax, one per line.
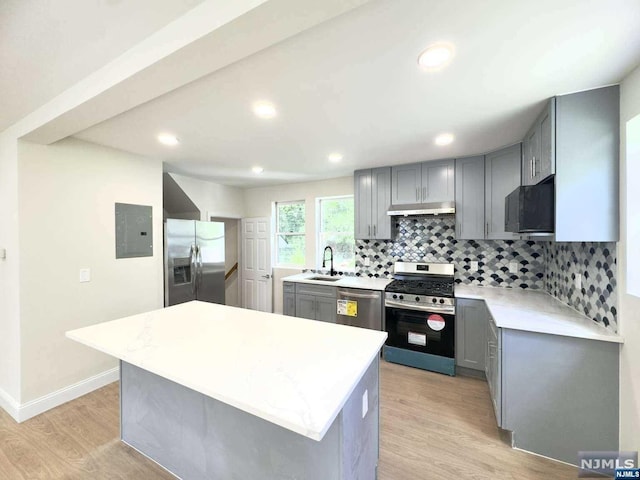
<box><xmin>295</xmin><ymin>283</ymin><xmax>337</xmax><ymax>298</ymax></box>
<box><xmin>283</xmin><ymin>282</ymin><xmax>296</xmax><ymax>293</ymax></box>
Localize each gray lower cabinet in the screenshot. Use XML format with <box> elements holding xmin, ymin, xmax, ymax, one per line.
<box><xmin>454</xmin><ymin>156</ymin><xmax>485</xmax><ymax>239</ymax></box>
<box><xmin>354</xmin><ymin>167</ymin><xmax>392</xmax><ymax>239</ymax></box>
<box><xmin>283</xmin><ymin>282</ymin><xmax>296</xmax><ymax>316</ymax></box>
<box><xmin>485</xmin><ymin>144</ymin><xmax>521</xmax><ymax>240</ymax></box>
<box><xmin>391</xmin><ymin>159</ymin><xmax>455</xmax><ymax>205</ymax></box>
<box><xmin>486</xmin><ymin>314</ymin><xmax>619</xmax><ymax>465</ymax></box>
<box><xmin>455</xmin><ymin>298</ymin><xmax>488</xmax><ymax>371</ymax></box>
<box><xmin>294</xmin><ymin>284</ymin><xmax>337</xmax><ymax>323</ymax></box>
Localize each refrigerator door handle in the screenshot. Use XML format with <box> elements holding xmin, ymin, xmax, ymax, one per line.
<box><xmin>189</xmin><ymin>244</ymin><xmax>197</xmax><ymax>296</ymax></box>
<box><xmin>196</xmin><ymin>244</ymin><xmax>203</xmax><ymax>294</ymax></box>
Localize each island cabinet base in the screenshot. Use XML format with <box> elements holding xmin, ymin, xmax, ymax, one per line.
<box><xmin>120</xmin><ymin>359</ymin><xmax>380</xmax><ymax>480</ymax></box>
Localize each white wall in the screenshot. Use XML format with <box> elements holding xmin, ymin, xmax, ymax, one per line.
<box><xmin>18</xmin><ymin>138</ymin><xmax>164</xmax><ymax>403</ymax></box>
<box><xmin>0</xmin><ymin>134</ymin><xmax>22</xmax><ymax>408</ymax></box>
<box><xmin>619</xmin><ymin>65</ymin><xmax>640</xmax><ymax>451</ymax></box>
<box><xmin>169</xmin><ymin>173</ymin><xmax>245</xmax><ymax>220</ymax></box>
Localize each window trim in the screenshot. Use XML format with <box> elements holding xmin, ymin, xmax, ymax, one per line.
<box><xmin>316</xmin><ymin>195</ymin><xmax>355</xmax><ymax>272</ymax></box>
<box><xmin>275</xmin><ymin>200</ymin><xmax>306</xmax><ymax>267</ymax></box>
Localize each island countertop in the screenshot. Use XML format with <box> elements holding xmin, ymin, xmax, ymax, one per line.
<box><xmin>455</xmin><ymin>285</ymin><xmax>623</xmax><ymax>343</ymax></box>
<box><xmin>66</xmin><ymin>301</ymin><xmax>387</xmax><ymax>441</ymax></box>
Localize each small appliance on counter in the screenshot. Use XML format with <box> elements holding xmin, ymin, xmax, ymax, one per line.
<box><xmin>505</xmin><ymin>178</ymin><xmax>555</xmax><ymax>233</ymax></box>
<box><xmin>383</xmin><ymin>262</ymin><xmax>456</xmax><ymax>376</ymax></box>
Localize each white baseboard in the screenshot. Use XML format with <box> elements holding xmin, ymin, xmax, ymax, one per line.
<box><xmin>0</xmin><ymin>386</ymin><xmax>20</xmax><ymax>421</ymax></box>
<box><xmin>1</xmin><ymin>367</ymin><xmax>119</xmax><ymax>423</ymax></box>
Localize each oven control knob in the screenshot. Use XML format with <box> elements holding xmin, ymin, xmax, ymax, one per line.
<box><xmin>399</xmin><ymin>295</ymin><xmax>404</xmax><ymax>300</ymax></box>
<box><xmin>415</xmin><ymin>296</ymin><xmax>420</xmax><ymax>302</ymax></box>
<box><xmin>432</xmin><ymin>298</ymin><xmax>437</xmax><ymax>303</ymax></box>
<box><xmin>392</xmin><ymin>294</ymin><xmax>398</xmax><ymax>299</ymax></box>
<box><xmin>439</xmin><ymin>299</ymin><xmax>445</xmax><ymax>304</ymax></box>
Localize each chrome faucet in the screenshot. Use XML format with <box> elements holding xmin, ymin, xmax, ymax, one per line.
<box><xmin>322</xmin><ymin>246</ymin><xmax>336</xmax><ymax>276</ymax></box>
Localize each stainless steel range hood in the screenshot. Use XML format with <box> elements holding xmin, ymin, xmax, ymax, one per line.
<box><xmin>387</xmin><ymin>201</ymin><xmax>455</xmax><ymax>216</ymax></box>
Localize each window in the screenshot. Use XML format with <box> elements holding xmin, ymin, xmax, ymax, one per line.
<box><xmin>276</xmin><ymin>201</ymin><xmax>305</xmax><ymax>266</ymax></box>
<box><xmin>317</xmin><ymin>196</ymin><xmax>355</xmax><ymax>271</ymax></box>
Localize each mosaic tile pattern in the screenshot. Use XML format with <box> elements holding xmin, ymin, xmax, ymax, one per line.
<box><xmin>545</xmin><ymin>242</ymin><xmax>618</xmax><ymax>332</ymax></box>
<box><xmin>355</xmin><ymin>216</ymin><xmax>546</xmax><ymax>289</ymax></box>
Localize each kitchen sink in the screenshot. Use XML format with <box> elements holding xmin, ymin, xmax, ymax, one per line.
<box><xmin>308</xmin><ymin>276</ymin><xmax>341</xmax><ymax>282</ymax></box>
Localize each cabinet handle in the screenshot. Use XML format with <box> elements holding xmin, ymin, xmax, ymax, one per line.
<box><xmin>416</xmin><ymin>187</ymin><xmax>419</xmax><ymax>201</ymax></box>
<box><xmin>485</xmin><ymin>222</ymin><xmax>489</xmax><ymax>237</ymax></box>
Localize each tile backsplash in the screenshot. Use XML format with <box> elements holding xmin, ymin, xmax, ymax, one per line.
<box><xmin>545</xmin><ymin>242</ymin><xmax>617</xmax><ymax>331</ymax></box>
<box><xmin>354</xmin><ymin>215</ymin><xmax>618</xmax><ymax>332</ymax></box>
<box><xmin>355</xmin><ymin>216</ymin><xmax>546</xmax><ymax>289</ymax></box>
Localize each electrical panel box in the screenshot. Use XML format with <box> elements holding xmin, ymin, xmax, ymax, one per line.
<box><xmin>115</xmin><ymin>203</ymin><xmax>153</xmax><ymax>259</ymax></box>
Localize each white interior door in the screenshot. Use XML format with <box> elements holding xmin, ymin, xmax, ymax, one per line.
<box><xmin>241</xmin><ymin>217</ymin><xmax>272</xmax><ymax>312</ymax></box>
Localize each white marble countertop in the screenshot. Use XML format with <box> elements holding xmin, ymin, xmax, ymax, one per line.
<box><xmin>66</xmin><ymin>301</ymin><xmax>387</xmax><ymax>441</ymax></box>
<box><xmin>455</xmin><ymin>285</ymin><xmax>623</xmax><ymax>343</ymax></box>
<box><xmin>283</xmin><ymin>272</ymin><xmax>391</xmax><ymax>291</ymax></box>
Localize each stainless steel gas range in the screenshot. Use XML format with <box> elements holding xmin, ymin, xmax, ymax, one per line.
<box><xmin>383</xmin><ymin>262</ymin><xmax>456</xmax><ymax>376</ymax></box>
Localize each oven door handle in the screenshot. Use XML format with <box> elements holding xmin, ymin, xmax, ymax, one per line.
<box><xmin>385</xmin><ymin>300</ymin><xmax>455</xmax><ymax>315</ymax></box>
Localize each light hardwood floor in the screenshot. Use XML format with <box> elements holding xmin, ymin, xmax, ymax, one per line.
<box><xmin>0</xmin><ymin>360</ymin><xmax>577</xmax><ymax>479</ymax></box>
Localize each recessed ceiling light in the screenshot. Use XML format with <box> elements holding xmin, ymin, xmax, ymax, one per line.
<box><xmin>435</xmin><ymin>133</ymin><xmax>454</xmax><ymax>146</ymax></box>
<box><xmin>157</xmin><ymin>133</ymin><xmax>179</xmax><ymax>146</ymax></box>
<box><xmin>253</xmin><ymin>101</ymin><xmax>277</xmax><ymax>119</ymax></box>
<box><xmin>328</xmin><ymin>153</ymin><xmax>343</xmax><ymax>163</ymax></box>
<box><xmin>252</xmin><ymin>166</ymin><xmax>264</xmax><ymax>174</ymax></box>
<box><xmin>418</xmin><ymin>43</ymin><xmax>454</xmax><ymax>70</ymax></box>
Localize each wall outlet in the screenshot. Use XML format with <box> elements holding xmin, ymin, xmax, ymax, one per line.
<box><xmin>575</xmin><ymin>273</ymin><xmax>582</xmax><ymax>290</ymax></box>
<box><xmin>364</xmin><ymin>257</ymin><xmax>371</xmax><ymax>267</ymax></box>
<box><xmin>362</xmin><ymin>389</ymin><xmax>368</xmax><ymax>419</ymax></box>
<box><xmin>470</xmin><ymin>261</ymin><xmax>479</xmax><ymax>271</ymax></box>
<box><xmin>509</xmin><ymin>262</ymin><xmax>519</xmax><ymax>274</ymax></box>
<box><xmin>79</xmin><ymin>268</ymin><xmax>91</xmax><ymax>283</ymax></box>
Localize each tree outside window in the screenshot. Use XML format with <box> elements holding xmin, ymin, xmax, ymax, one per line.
<box><xmin>318</xmin><ymin>196</ymin><xmax>355</xmax><ymax>270</ymax></box>
<box><xmin>276</xmin><ymin>201</ymin><xmax>305</xmax><ymax>266</ymax></box>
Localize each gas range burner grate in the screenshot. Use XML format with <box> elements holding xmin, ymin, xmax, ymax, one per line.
<box><xmin>385</xmin><ymin>278</ymin><xmax>454</xmax><ymax>297</ymax></box>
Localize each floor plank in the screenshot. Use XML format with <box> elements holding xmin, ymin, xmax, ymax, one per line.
<box><xmin>0</xmin><ymin>360</ymin><xmax>577</xmax><ymax>479</ymax></box>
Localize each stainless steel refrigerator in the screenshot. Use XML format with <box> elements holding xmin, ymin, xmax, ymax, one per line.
<box><xmin>164</xmin><ymin>219</ymin><xmax>225</xmax><ymax>306</ymax></box>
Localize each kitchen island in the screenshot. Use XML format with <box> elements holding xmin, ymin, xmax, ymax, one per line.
<box><xmin>66</xmin><ymin>301</ymin><xmax>387</xmax><ymax>480</ymax></box>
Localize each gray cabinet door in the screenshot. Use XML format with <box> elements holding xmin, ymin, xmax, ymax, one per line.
<box><xmin>555</xmin><ymin>85</ymin><xmax>619</xmax><ymax>241</ymax></box>
<box><xmin>422</xmin><ymin>159</ymin><xmax>455</xmax><ymax>202</ymax></box>
<box><xmin>522</xmin><ymin>124</ymin><xmax>540</xmax><ymax>186</ymax></box>
<box><xmin>371</xmin><ymin>167</ymin><xmax>391</xmax><ymax>239</ymax></box>
<box><xmin>295</xmin><ymin>294</ymin><xmax>316</xmax><ymax>320</ymax></box>
<box><xmin>486</xmin><ymin>316</ymin><xmax>502</xmax><ymax>427</ymax></box>
<box><xmin>391</xmin><ymin>163</ymin><xmax>422</xmax><ymax>205</ymax></box>
<box><xmin>354</xmin><ymin>169</ymin><xmax>372</xmax><ymax>239</ymax></box>
<box><xmin>455</xmin><ymin>298</ymin><xmax>488</xmax><ymax>371</ymax></box>
<box><xmin>315</xmin><ymin>296</ymin><xmax>337</xmax><ymax>323</ymax></box>
<box><xmin>283</xmin><ymin>292</ymin><xmax>296</xmax><ymax>316</ymax></box>
<box><xmin>485</xmin><ymin>144</ymin><xmax>521</xmax><ymax>240</ymax></box>
<box><xmin>538</xmin><ymin>98</ymin><xmax>555</xmax><ymax>182</ymax></box>
<box><xmin>455</xmin><ymin>156</ymin><xmax>485</xmax><ymax>239</ymax></box>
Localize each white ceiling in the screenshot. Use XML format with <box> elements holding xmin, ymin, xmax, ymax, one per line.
<box><xmin>73</xmin><ymin>0</ymin><xmax>640</xmax><ymax>187</ymax></box>
<box><xmin>0</xmin><ymin>0</ymin><xmax>206</xmax><ymax>131</ymax></box>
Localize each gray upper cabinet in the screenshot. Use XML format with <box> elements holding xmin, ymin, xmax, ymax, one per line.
<box><xmin>354</xmin><ymin>167</ymin><xmax>391</xmax><ymax>239</ymax></box>
<box><xmin>485</xmin><ymin>144</ymin><xmax>521</xmax><ymax>240</ymax></box>
<box><xmin>554</xmin><ymin>86</ymin><xmax>619</xmax><ymax>242</ymax></box>
<box><xmin>454</xmin><ymin>156</ymin><xmax>485</xmax><ymax>239</ymax></box>
<box><xmin>390</xmin><ymin>163</ymin><xmax>422</xmax><ymax>204</ymax></box>
<box><xmin>456</xmin><ymin>298</ymin><xmax>489</xmax><ymax>372</ymax></box>
<box><xmin>522</xmin><ymin>99</ymin><xmax>555</xmax><ymax>186</ymax></box>
<box><xmin>391</xmin><ymin>159</ymin><xmax>455</xmax><ymax>205</ymax></box>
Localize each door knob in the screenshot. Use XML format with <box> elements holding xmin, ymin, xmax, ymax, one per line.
<box><xmin>261</xmin><ymin>274</ymin><xmax>271</xmax><ymax>279</ymax></box>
